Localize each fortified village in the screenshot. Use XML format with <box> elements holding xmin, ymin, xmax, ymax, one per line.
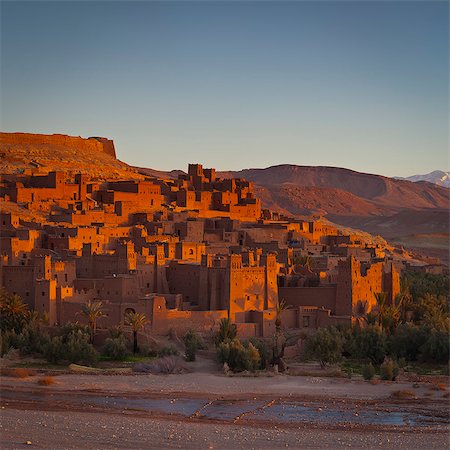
<box><xmin>1</xmin><ymin>132</ymin><xmax>438</xmax><ymax>343</ymax></box>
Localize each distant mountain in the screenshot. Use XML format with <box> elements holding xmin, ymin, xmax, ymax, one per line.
<box><xmin>395</xmin><ymin>170</ymin><xmax>450</xmax><ymax>188</ymax></box>
<box><xmin>409</xmin><ymin>170</ymin><xmax>450</xmax><ymax>187</ymax></box>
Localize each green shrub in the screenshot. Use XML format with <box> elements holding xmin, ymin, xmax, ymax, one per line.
<box><xmin>420</xmin><ymin>328</ymin><xmax>449</xmax><ymax>363</ymax></box>
<box><xmin>388</xmin><ymin>323</ymin><xmax>427</xmax><ymax>361</ymax></box>
<box><xmin>44</xmin><ymin>329</ymin><xmax>97</xmax><ymax>365</ymax></box>
<box><xmin>247</xmin><ymin>342</ymin><xmax>261</xmax><ymax>371</ymax></box>
<box><xmin>138</xmin><ymin>343</ymin><xmax>158</xmax><ymax>357</ymax></box>
<box><xmin>248</xmin><ymin>338</ymin><xmax>270</xmax><ymax>369</ymax></box>
<box><xmin>157</xmin><ymin>344</ymin><xmax>179</xmax><ymax>357</ymax></box>
<box><xmin>304</xmin><ymin>326</ymin><xmax>343</xmax><ymax>368</ymax></box>
<box><xmin>353</xmin><ymin>325</ymin><xmax>388</xmax><ymax>364</ymax></box>
<box><xmin>362</xmin><ymin>362</ymin><xmax>376</xmax><ymax>380</ymax></box>
<box><xmin>183</xmin><ymin>330</ymin><xmax>201</xmax><ymax>362</ymax></box>
<box><xmin>217</xmin><ymin>338</ymin><xmax>261</xmax><ymax>372</ymax></box>
<box><xmin>0</xmin><ymin>324</ymin><xmax>51</xmax><ymax>357</ymax></box>
<box><xmin>102</xmin><ymin>335</ymin><xmax>130</xmax><ymax>360</ymax></box>
<box><xmin>214</xmin><ymin>318</ymin><xmax>237</xmax><ymax>346</ymax></box>
<box><xmin>380</xmin><ymin>358</ymin><xmax>399</xmax><ymax>381</ymax></box>
<box><xmin>108</xmin><ymin>326</ymin><xmax>125</xmax><ymax>339</ymax></box>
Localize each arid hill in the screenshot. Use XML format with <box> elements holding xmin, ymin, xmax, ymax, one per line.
<box><xmin>217</xmin><ymin>165</ymin><xmax>449</xmax><ymax>262</ymax></box>
<box><xmin>0</xmin><ymin>132</ymin><xmax>142</xmax><ymax>180</ymax></box>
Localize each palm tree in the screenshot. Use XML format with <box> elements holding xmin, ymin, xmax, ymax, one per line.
<box><xmin>81</xmin><ymin>300</ymin><xmax>106</xmax><ymax>343</ymax></box>
<box><xmin>215</xmin><ymin>317</ymin><xmax>237</xmax><ymax>346</ymax></box>
<box><xmin>0</xmin><ymin>289</ymin><xmax>29</xmax><ymax>332</ymax></box>
<box><xmin>272</xmin><ymin>299</ymin><xmax>291</xmax><ymax>368</ymax></box>
<box><xmin>397</xmin><ymin>285</ymin><xmax>413</xmax><ymax>323</ymax></box>
<box><xmin>374</xmin><ymin>292</ymin><xmax>388</xmax><ymax>328</ymax></box>
<box><xmin>275</xmin><ymin>299</ymin><xmax>290</xmax><ymax>333</ymax></box>
<box><xmin>353</xmin><ymin>300</ymin><xmax>369</xmax><ymax>328</ymax></box>
<box><xmin>124</xmin><ymin>311</ymin><xmax>148</xmax><ymax>354</ymax></box>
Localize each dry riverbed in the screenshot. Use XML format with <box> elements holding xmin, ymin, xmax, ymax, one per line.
<box><xmin>1</xmin><ymin>369</ymin><xmax>449</xmax><ymax>449</ymax></box>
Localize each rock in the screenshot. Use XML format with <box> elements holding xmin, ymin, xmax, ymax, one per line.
<box><xmin>278</xmin><ymin>358</ymin><xmax>288</xmax><ymax>373</ymax></box>
<box><xmin>223</xmin><ymin>362</ymin><xmax>231</xmax><ymax>375</ymax></box>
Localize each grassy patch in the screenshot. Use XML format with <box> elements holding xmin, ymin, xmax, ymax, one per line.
<box><xmin>403</xmin><ymin>362</ymin><xmax>448</xmax><ymax>376</ymax></box>
<box><xmin>98</xmin><ymin>355</ymin><xmax>155</xmax><ymax>363</ymax></box>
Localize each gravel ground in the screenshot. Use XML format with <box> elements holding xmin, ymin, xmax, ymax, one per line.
<box><xmin>1</xmin><ymin>372</ymin><xmax>443</xmax><ymax>400</ymax></box>
<box><xmin>1</xmin><ymin>408</ymin><xmax>448</xmax><ymax>450</ymax></box>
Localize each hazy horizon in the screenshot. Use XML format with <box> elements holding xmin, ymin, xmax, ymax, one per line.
<box><xmin>2</xmin><ymin>1</ymin><xmax>448</xmax><ymax>177</ymax></box>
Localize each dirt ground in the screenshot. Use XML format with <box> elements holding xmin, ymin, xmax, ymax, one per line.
<box><xmin>1</xmin><ymin>408</ymin><xmax>449</xmax><ymax>450</ymax></box>
<box><xmin>1</xmin><ymin>364</ymin><xmax>449</xmax><ymax>449</ymax></box>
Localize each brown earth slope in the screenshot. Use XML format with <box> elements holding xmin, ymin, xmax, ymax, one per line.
<box><xmin>0</xmin><ymin>132</ymin><xmax>142</xmax><ymax>180</ymax></box>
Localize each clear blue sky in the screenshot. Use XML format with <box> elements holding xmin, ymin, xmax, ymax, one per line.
<box><xmin>1</xmin><ymin>1</ymin><xmax>448</xmax><ymax>176</ymax></box>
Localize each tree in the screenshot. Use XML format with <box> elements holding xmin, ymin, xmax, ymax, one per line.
<box><xmin>272</xmin><ymin>299</ymin><xmax>291</xmax><ymax>367</ymax></box>
<box><xmin>374</xmin><ymin>292</ymin><xmax>388</xmax><ymax>328</ymax></box>
<box><xmin>80</xmin><ymin>301</ymin><xmax>106</xmax><ymax>343</ymax></box>
<box><xmin>124</xmin><ymin>311</ymin><xmax>148</xmax><ymax>354</ymax></box>
<box><xmin>304</xmin><ymin>326</ymin><xmax>343</xmax><ymax>368</ymax></box>
<box><xmin>215</xmin><ymin>318</ymin><xmax>237</xmax><ymax>346</ymax></box>
<box><xmin>275</xmin><ymin>299</ymin><xmax>290</xmax><ymax>332</ymax></box>
<box><xmin>0</xmin><ymin>289</ymin><xmax>30</xmax><ymax>333</ymax></box>
<box><xmin>353</xmin><ymin>324</ymin><xmax>388</xmax><ymax>364</ymax></box>
<box><xmin>217</xmin><ymin>338</ymin><xmax>261</xmax><ymax>372</ymax></box>
<box><xmin>183</xmin><ymin>329</ymin><xmax>201</xmax><ymax>361</ymax></box>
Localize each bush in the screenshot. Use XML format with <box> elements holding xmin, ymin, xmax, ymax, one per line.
<box><xmin>390</xmin><ymin>390</ymin><xmax>416</xmax><ymax>399</ymax></box>
<box><xmin>217</xmin><ymin>338</ymin><xmax>261</xmax><ymax>372</ymax></box>
<box><xmin>362</xmin><ymin>362</ymin><xmax>376</xmax><ymax>380</ymax></box>
<box><xmin>102</xmin><ymin>335</ymin><xmax>130</xmax><ymax>360</ymax></box>
<box><xmin>2</xmin><ymin>368</ymin><xmax>36</xmax><ymax>378</ymax></box>
<box><xmin>248</xmin><ymin>338</ymin><xmax>270</xmax><ymax>369</ymax></box>
<box><xmin>44</xmin><ymin>329</ymin><xmax>97</xmax><ymax>365</ymax></box>
<box><xmin>37</xmin><ymin>376</ymin><xmax>55</xmax><ymax>386</ymax></box>
<box><xmin>183</xmin><ymin>330</ymin><xmax>201</xmax><ymax>362</ymax></box>
<box><xmin>419</xmin><ymin>328</ymin><xmax>449</xmax><ymax>363</ymax></box>
<box><xmin>353</xmin><ymin>325</ymin><xmax>388</xmax><ymax>364</ymax></box>
<box><xmin>137</xmin><ymin>343</ymin><xmax>158</xmax><ymax>358</ymax></box>
<box><xmin>388</xmin><ymin>323</ymin><xmax>427</xmax><ymax>361</ymax></box>
<box><xmin>380</xmin><ymin>358</ymin><xmax>399</xmax><ymax>381</ymax></box>
<box><xmin>157</xmin><ymin>344</ymin><xmax>179</xmax><ymax>357</ymax></box>
<box><xmin>133</xmin><ymin>356</ymin><xmax>187</xmax><ymax>374</ymax></box>
<box><xmin>0</xmin><ymin>324</ymin><xmax>51</xmax><ymax>357</ymax></box>
<box><xmin>304</xmin><ymin>326</ymin><xmax>343</xmax><ymax>368</ymax></box>
<box><xmin>214</xmin><ymin>318</ymin><xmax>237</xmax><ymax>346</ymax></box>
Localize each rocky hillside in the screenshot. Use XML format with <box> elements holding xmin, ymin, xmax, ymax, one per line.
<box><xmin>0</xmin><ymin>132</ymin><xmax>142</xmax><ymax>180</ymax></box>
<box><xmin>218</xmin><ymin>165</ymin><xmax>449</xmax><ymax>262</ymax></box>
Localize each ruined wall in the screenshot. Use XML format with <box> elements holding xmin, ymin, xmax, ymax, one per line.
<box><xmin>0</xmin><ymin>133</ymin><xmax>116</xmax><ymax>158</ymax></box>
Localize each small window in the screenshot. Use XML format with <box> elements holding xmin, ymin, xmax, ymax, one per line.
<box><xmin>303</xmin><ymin>316</ymin><xmax>310</xmax><ymax>328</ymax></box>
<box><xmin>42</xmin><ymin>291</ymin><xmax>45</xmax><ymax>296</ymax></box>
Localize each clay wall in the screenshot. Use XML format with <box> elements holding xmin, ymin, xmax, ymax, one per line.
<box><xmin>1</xmin><ymin>265</ymin><xmax>35</xmax><ymax>307</ymax></box>
<box><xmin>166</xmin><ymin>261</ymin><xmax>200</xmax><ymax>304</ymax></box>
<box><xmin>279</xmin><ymin>286</ymin><xmax>337</xmax><ymax>311</ymax></box>
<box><xmin>0</xmin><ymin>133</ymin><xmax>116</xmax><ymax>157</ymax></box>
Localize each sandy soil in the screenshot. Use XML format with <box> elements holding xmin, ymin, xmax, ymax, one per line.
<box><xmin>1</xmin><ymin>364</ymin><xmax>449</xmax><ymax>449</ymax></box>
<box><xmin>1</xmin><ymin>408</ymin><xmax>448</xmax><ymax>450</ymax></box>
<box><xmin>1</xmin><ymin>370</ymin><xmax>448</xmax><ymax>401</ymax></box>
